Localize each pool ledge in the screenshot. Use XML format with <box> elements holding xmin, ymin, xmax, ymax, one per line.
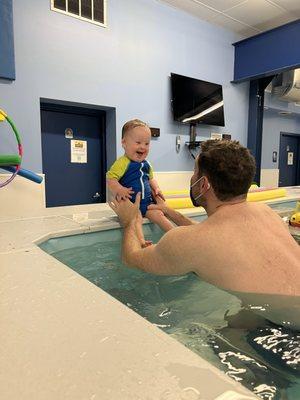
<box><xmin>2</xmin><ymin>190</ymin><xmax>300</xmax><ymax>400</ymax></box>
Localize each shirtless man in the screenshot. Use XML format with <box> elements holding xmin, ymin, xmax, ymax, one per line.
<box><xmin>109</xmin><ymin>140</ymin><xmax>300</xmax><ymax>330</ymax></box>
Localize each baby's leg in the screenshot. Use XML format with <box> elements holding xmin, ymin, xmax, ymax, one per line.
<box><xmin>145</xmin><ymin>209</ymin><xmax>174</xmax><ymax>232</ymax></box>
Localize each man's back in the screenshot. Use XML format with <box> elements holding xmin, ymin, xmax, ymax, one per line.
<box><xmin>187</xmin><ymin>202</ymin><xmax>300</xmax><ymax>296</ymax></box>
<box><xmin>111</xmin><ymin>138</ymin><xmax>300</xmax><ymax>330</ymax></box>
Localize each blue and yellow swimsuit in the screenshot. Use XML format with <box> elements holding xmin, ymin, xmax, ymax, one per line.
<box><xmin>107</xmin><ymin>155</ymin><xmax>154</xmax><ymax>216</ymax></box>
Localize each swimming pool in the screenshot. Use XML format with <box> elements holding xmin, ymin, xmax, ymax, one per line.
<box><xmin>40</xmin><ymin>212</ymin><xmax>300</xmax><ymax>400</ymax></box>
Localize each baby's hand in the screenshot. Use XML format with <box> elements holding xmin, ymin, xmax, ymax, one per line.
<box><xmin>154</xmin><ymin>188</ymin><xmax>165</xmax><ymax>201</ymax></box>
<box><xmin>116</xmin><ymin>187</ymin><xmax>134</xmax><ymax>201</ymax></box>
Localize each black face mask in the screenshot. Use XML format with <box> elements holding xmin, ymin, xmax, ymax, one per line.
<box><xmin>189</xmin><ymin>176</ymin><xmax>205</xmax><ymax>207</ymax></box>
<box><xmin>190</xmin><ymin>176</ymin><xmax>211</xmax><ymax>207</ymax></box>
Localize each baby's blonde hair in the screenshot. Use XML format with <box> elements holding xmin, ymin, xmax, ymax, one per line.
<box><xmin>122</xmin><ymin>119</ymin><xmax>149</xmax><ymax>138</ymax></box>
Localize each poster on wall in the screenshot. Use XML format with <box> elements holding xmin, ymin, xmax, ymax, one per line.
<box><xmin>287</xmin><ymin>152</ymin><xmax>294</xmax><ymax>165</ymax></box>
<box><xmin>71</xmin><ymin>140</ymin><xmax>87</xmax><ymax>163</ymax></box>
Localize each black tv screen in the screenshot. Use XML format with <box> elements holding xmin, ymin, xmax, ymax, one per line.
<box><xmin>171</xmin><ymin>73</ymin><xmax>225</xmax><ymax>126</ymax></box>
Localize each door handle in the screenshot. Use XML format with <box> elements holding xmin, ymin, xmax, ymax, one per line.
<box><xmin>93</xmin><ymin>192</ymin><xmax>101</xmax><ymax>199</ymax></box>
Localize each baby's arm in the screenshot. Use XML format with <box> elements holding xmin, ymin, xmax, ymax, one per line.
<box><xmin>107</xmin><ymin>157</ymin><xmax>134</xmax><ymax>201</ymax></box>
<box><xmin>149</xmin><ymin>178</ymin><xmax>165</xmax><ymax>200</ymax></box>
<box><xmin>107</xmin><ymin>178</ymin><xmax>134</xmax><ymax>201</ymax></box>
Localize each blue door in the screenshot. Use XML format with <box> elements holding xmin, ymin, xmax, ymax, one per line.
<box><xmin>278</xmin><ymin>133</ymin><xmax>300</xmax><ymax>187</ymax></box>
<box><xmin>41</xmin><ymin>107</ymin><xmax>106</xmax><ymax>207</ymax></box>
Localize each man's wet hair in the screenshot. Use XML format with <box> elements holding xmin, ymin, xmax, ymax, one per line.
<box><xmin>198</xmin><ymin>139</ymin><xmax>256</xmax><ymax>201</ymax></box>
<box><xmin>122</xmin><ymin>119</ymin><xmax>149</xmax><ymax>139</ymax></box>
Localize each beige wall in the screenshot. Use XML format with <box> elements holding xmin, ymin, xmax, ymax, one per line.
<box><xmin>260</xmin><ymin>169</ymin><xmax>279</xmax><ymax>187</ymax></box>
<box><xmin>0</xmin><ymin>174</ymin><xmax>45</xmax><ymax>219</ymax></box>
<box><xmin>154</xmin><ymin>171</ymin><xmax>193</xmax><ymax>192</ymax></box>
<box><xmin>1</xmin><ymin>169</ymin><xmax>285</xmax><ymax>219</ymax></box>
<box><xmin>0</xmin><ymin>172</ymin><xmax>193</xmax><ymax>218</ymax></box>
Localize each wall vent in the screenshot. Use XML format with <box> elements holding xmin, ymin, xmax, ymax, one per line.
<box><xmin>51</xmin><ymin>0</ymin><xmax>106</xmax><ymax>27</ymax></box>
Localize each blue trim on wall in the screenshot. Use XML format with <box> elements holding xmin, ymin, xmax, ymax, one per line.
<box><xmin>247</xmin><ymin>77</ymin><xmax>273</xmax><ymax>184</ymax></box>
<box><xmin>233</xmin><ymin>19</ymin><xmax>300</xmax><ymax>82</ymax></box>
<box><xmin>0</xmin><ymin>0</ymin><xmax>15</xmax><ymax>80</ymax></box>
<box><xmin>247</xmin><ymin>80</ymin><xmax>263</xmax><ymax>184</ymax></box>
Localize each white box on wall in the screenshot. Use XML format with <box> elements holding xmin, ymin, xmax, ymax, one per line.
<box><xmin>210</xmin><ymin>133</ymin><xmax>222</xmax><ymax>140</ymax></box>
<box><xmin>260</xmin><ymin>169</ymin><xmax>279</xmax><ymax>187</ymax></box>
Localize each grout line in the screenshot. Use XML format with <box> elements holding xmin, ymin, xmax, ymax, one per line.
<box><xmin>265</xmin><ymin>0</ymin><xmax>290</xmax><ymax>12</ymax></box>
<box><xmin>222</xmin><ymin>0</ymin><xmax>248</xmax><ymax>13</ymax></box>
<box><xmin>190</xmin><ymin>0</ymin><xmax>261</xmax><ymax>32</ymax></box>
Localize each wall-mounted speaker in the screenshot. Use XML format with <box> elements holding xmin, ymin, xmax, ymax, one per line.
<box><xmin>222</xmin><ymin>134</ymin><xmax>231</xmax><ymax>140</ymax></box>
<box><xmin>150</xmin><ymin>127</ymin><xmax>160</xmax><ymax>138</ymax></box>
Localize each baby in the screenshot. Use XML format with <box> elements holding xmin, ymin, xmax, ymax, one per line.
<box><xmin>106</xmin><ymin>119</ymin><xmax>174</xmax><ymax>246</ymax></box>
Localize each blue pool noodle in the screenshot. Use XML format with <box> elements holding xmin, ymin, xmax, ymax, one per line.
<box><xmin>1</xmin><ymin>166</ymin><xmax>43</xmax><ymax>184</ymax></box>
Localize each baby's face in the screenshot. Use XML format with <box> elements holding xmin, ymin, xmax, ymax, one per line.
<box><xmin>122</xmin><ymin>126</ymin><xmax>151</xmax><ymax>162</ymax></box>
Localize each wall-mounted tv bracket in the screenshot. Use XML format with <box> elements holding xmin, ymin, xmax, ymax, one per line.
<box><xmin>185</xmin><ymin>123</ymin><xmax>202</xmax><ymax>159</ymax></box>
<box><xmin>185</xmin><ymin>142</ymin><xmax>202</xmax><ymax>159</ymax></box>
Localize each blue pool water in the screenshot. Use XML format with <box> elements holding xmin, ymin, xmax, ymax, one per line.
<box><xmin>40</xmin><ymin>213</ymin><xmax>300</xmax><ymax>400</ymax></box>
<box><xmin>268</xmin><ymin>200</ymin><xmax>297</xmax><ymax>211</ymax></box>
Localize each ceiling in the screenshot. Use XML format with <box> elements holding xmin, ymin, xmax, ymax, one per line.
<box><xmin>159</xmin><ymin>0</ymin><xmax>300</xmax><ymax>38</ymax></box>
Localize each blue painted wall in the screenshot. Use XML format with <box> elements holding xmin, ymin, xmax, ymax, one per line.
<box><xmin>0</xmin><ymin>0</ymin><xmax>15</xmax><ymax>80</ymax></box>
<box><xmin>262</xmin><ymin>109</ymin><xmax>300</xmax><ymax>169</ymax></box>
<box><xmin>0</xmin><ymin>0</ymin><xmax>248</xmax><ymax>172</ymax></box>
<box><xmin>233</xmin><ymin>20</ymin><xmax>300</xmax><ymax>82</ymax></box>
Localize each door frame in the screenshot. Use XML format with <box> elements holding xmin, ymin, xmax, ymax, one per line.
<box><xmin>40</xmin><ymin>99</ymin><xmax>113</xmax><ymax>204</ymax></box>
<box><xmin>279</xmin><ymin>132</ymin><xmax>300</xmax><ymax>186</ymax></box>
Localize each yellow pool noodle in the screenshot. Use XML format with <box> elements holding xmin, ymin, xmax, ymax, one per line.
<box><xmin>166</xmin><ymin>197</ymin><xmax>194</xmax><ymax>209</ymax></box>
<box><xmin>164</xmin><ymin>184</ymin><xmax>258</xmax><ymax>198</ymax></box>
<box><xmin>247</xmin><ymin>188</ymin><xmax>286</xmax><ymax>202</ymax></box>
<box><xmin>165</xmin><ymin>188</ymin><xmax>287</xmax><ymax>209</ymax></box>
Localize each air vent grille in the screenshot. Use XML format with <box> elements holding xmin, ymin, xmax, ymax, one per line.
<box><xmin>51</xmin><ymin>0</ymin><xmax>106</xmax><ymax>27</ymax></box>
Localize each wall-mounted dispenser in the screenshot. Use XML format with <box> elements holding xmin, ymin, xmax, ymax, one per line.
<box><xmin>176</xmin><ymin>135</ymin><xmax>181</xmax><ymax>153</ymax></box>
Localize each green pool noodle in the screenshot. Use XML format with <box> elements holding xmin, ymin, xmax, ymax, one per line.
<box><xmin>0</xmin><ymin>154</ymin><xmax>21</xmax><ymax>166</ymax></box>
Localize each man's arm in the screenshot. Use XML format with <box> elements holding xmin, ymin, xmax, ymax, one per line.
<box><xmin>148</xmin><ymin>197</ymin><xmax>197</xmax><ymax>226</ymax></box>
<box><xmin>122</xmin><ymin>220</ymin><xmax>194</xmax><ymax>275</ymax></box>
<box><xmin>162</xmin><ymin>206</ymin><xmax>198</xmax><ymax>226</ymax></box>
<box><xmin>109</xmin><ymin>193</ymin><xmax>194</xmax><ymax>275</ymax></box>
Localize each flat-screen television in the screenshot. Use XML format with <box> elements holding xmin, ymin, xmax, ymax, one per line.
<box><xmin>171</xmin><ymin>73</ymin><xmax>225</xmax><ymax>126</ymax></box>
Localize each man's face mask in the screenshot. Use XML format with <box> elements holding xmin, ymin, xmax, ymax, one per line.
<box><xmin>190</xmin><ymin>176</ymin><xmax>211</xmax><ymax>207</ymax></box>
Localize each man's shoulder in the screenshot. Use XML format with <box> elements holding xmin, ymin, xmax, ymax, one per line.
<box><xmin>157</xmin><ymin>225</ymin><xmax>203</xmax><ymax>259</ymax></box>
<box><xmin>164</xmin><ymin>223</ymin><xmax>209</xmax><ymax>244</ymax></box>
<box><xmin>249</xmin><ymin>201</ymin><xmax>277</xmax><ymax>216</ymax></box>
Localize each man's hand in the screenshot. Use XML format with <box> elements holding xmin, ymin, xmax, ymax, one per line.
<box><xmin>115</xmin><ymin>186</ymin><xmax>134</xmax><ymax>201</ymax></box>
<box><xmin>149</xmin><ymin>195</ymin><xmax>196</xmax><ymax>226</ymax></box>
<box><xmin>153</xmin><ymin>188</ymin><xmax>165</xmax><ymax>201</ymax></box>
<box><xmin>109</xmin><ymin>192</ymin><xmax>141</xmax><ymax>227</ymax></box>
<box><xmin>148</xmin><ymin>193</ymin><xmax>168</xmax><ymax>213</ymax></box>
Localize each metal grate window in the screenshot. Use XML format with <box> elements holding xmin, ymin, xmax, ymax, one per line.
<box><xmin>51</xmin><ymin>0</ymin><xmax>106</xmax><ymax>27</ymax></box>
